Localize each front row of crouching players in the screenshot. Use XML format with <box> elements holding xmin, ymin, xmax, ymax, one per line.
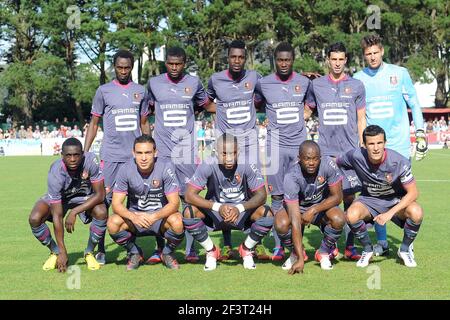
<box><xmin>30</xmin><ymin>126</ymin><xmax>423</xmax><ymax>272</ymax></box>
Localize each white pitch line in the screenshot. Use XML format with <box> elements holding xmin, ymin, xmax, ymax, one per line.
<box><xmin>416</xmin><ymin>179</ymin><xmax>450</xmax><ymax>182</ymax></box>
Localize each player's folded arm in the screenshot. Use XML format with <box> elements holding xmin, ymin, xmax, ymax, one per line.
<box><xmin>184</xmin><ymin>182</ymin><xmax>213</xmax><ymax>210</ymax></box>
<box><xmin>243</xmin><ymin>186</ymin><xmax>267</xmax><ymax>211</ymax></box>
<box><xmin>111</xmin><ymin>190</ymin><xmax>135</xmax><ymax>220</ymax></box>
<box><xmin>152</xmin><ymin>191</ymin><xmax>181</xmax><ymax>221</ymax></box>
<box><xmin>311</xmin><ymin>179</ymin><xmax>344</xmax><ymax>214</ymax></box>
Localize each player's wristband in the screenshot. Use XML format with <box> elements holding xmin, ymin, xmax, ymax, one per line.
<box><xmin>236</xmin><ymin>204</ymin><xmax>245</xmax><ymax>214</ymax></box>
<box><xmin>212</xmin><ymin>202</ymin><xmax>222</xmax><ymax>212</ymax></box>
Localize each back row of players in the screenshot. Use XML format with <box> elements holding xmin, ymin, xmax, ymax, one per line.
<box><xmin>28</xmin><ymin>34</ymin><xmax>427</xmax><ymax>273</ymax></box>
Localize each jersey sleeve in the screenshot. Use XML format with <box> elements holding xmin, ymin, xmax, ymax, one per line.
<box><xmin>188</xmin><ymin>163</ymin><xmax>211</xmax><ymax>190</ymax></box>
<box><xmin>283</xmin><ymin>172</ymin><xmax>300</xmax><ymax>203</ymax></box>
<box><xmin>87</xmin><ymin>154</ymin><xmax>103</xmax><ymax>183</ymax></box>
<box><xmin>163</xmin><ymin>163</ymin><xmax>180</xmax><ymax>195</ymax></box>
<box><xmin>355</xmin><ymin>80</ymin><xmax>366</xmax><ymax>110</ymax></box>
<box><xmin>305</xmin><ymin>80</ymin><xmax>316</xmax><ymax>108</ymax></box>
<box><xmin>143</xmin><ymin>80</ymin><xmax>156</xmax><ymax>111</ymax></box>
<box><xmin>326</xmin><ymin>159</ymin><xmax>343</xmax><ymax>186</ymax></box>
<box><xmin>399</xmin><ymin>160</ymin><xmax>415</xmax><ymax>186</ymax></box>
<box><xmin>253</xmin><ymin>80</ymin><xmax>264</xmax><ymax>104</ymax></box>
<box><xmin>91</xmin><ymin>87</ymin><xmax>105</xmax><ymax>117</ymax></box>
<box><xmin>246</xmin><ymin>164</ymin><xmax>265</xmax><ymax>192</ymax></box>
<box><xmin>206</xmin><ymin>77</ymin><xmax>216</xmax><ymax>101</ymax></box>
<box><xmin>47</xmin><ymin>166</ymin><xmax>64</xmax><ymax>203</ymax></box>
<box><xmin>193</xmin><ymin>80</ymin><xmax>210</xmax><ymax>108</ymax></box>
<box><xmin>336</xmin><ymin>149</ymin><xmax>354</xmax><ymax>169</ymax></box>
<box><xmin>401</xmin><ymin>68</ymin><xmax>424</xmax><ymax>130</ymax></box>
<box><xmin>112</xmin><ymin>165</ymin><xmax>129</xmax><ymax>194</ymax></box>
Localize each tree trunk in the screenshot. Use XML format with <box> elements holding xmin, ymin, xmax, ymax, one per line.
<box><xmin>435</xmin><ymin>68</ymin><xmax>448</xmax><ymax>108</ymax></box>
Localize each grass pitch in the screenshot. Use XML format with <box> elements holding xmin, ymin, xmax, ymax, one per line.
<box><xmin>1</xmin><ymin>150</ymin><xmax>450</xmax><ymax>300</ymax></box>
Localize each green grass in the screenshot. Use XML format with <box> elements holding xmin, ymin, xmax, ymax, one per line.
<box><xmin>1</xmin><ymin>150</ymin><xmax>450</xmax><ymax>299</ymax></box>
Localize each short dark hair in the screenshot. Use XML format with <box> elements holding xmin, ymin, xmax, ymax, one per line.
<box><xmin>228</xmin><ymin>40</ymin><xmax>246</xmax><ymax>56</ymax></box>
<box><xmin>363</xmin><ymin>125</ymin><xmax>386</xmax><ymax>144</ymax></box>
<box><xmin>62</xmin><ymin>137</ymin><xmax>82</xmax><ymax>153</ymax></box>
<box><xmin>274</xmin><ymin>42</ymin><xmax>295</xmax><ymax>60</ymax></box>
<box><xmin>326</xmin><ymin>42</ymin><xmax>347</xmax><ymax>58</ymax></box>
<box><xmin>166</xmin><ymin>46</ymin><xmax>186</xmax><ymax>62</ymax></box>
<box><xmin>299</xmin><ymin>140</ymin><xmax>320</xmax><ymax>155</ymax></box>
<box><xmin>361</xmin><ymin>34</ymin><xmax>383</xmax><ymax>51</ymax></box>
<box><xmin>134</xmin><ymin>134</ymin><xmax>156</xmax><ymax>150</ymax></box>
<box><xmin>113</xmin><ymin>49</ymin><xmax>134</xmax><ymax>66</ymax></box>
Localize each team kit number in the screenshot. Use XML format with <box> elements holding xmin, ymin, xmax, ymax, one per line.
<box><xmin>276</xmin><ymin>107</ymin><xmax>300</xmax><ymax>124</ymax></box>
<box><xmin>323</xmin><ymin>108</ymin><xmax>348</xmax><ymax>125</ymax></box>
<box><xmin>163</xmin><ymin>110</ymin><xmax>187</xmax><ymax>127</ymax></box>
<box><xmin>368</xmin><ymin>102</ymin><xmax>395</xmax><ymax>119</ymax></box>
<box><xmin>115</xmin><ymin>115</ymin><xmax>138</xmax><ymax>131</ymax></box>
<box><xmin>226</xmin><ymin>106</ymin><xmax>251</xmax><ymax>124</ymax></box>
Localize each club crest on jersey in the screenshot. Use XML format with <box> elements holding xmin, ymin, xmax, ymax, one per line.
<box><xmin>234</xmin><ymin>174</ymin><xmax>241</xmax><ymax>184</ymax></box>
<box><xmin>184</xmin><ymin>87</ymin><xmax>191</xmax><ymax>94</ymax></box>
<box><xmin>152</xmin><ymin>180</ymin><xmax>160</xmax><ymax>188</ymax></box>
<box><xmin>294</xmin><ymin>85</ymin><xmax>301</xmax><ymax>93</ymax></box>
<box><xmin>244</xmin><ymin>82</ymin><xmax>251</xmax><ymax>90</ymax></box>
<box><xmin>268</xmin><ymin>185</ymin><xmax>273</xmax><ymax>192</ymax></box>
<box><xmin>344</xmin><ymin>87</ymin><xmax>352</xmax><ymax>94</ymax></box>
<box><xmin>390</xmin><ymin>76</ymin><xmax>398</xmax><ymax>86</ymax></box>
<box><xmin>317</xmin><ymin>176</ymin><xmax>325</xmax><ymax>184</ymax></box>
<box><xmin>385</xmin><ymin>173</ymin><xmax>393</xmax><ymax>184</ymax></box>
<box><xmin>133</xmin><ymin>93</ymin><xmax>141</xmax><ymax>100</ymax></box>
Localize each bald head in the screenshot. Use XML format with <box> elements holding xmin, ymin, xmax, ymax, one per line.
<box><xmin>216</xmin><ymin>133</ymin><xmax>239</xmax><ymax>169</ymax></box>
<box><xmin>298</xmin><ymin>140</ymin><xmax>321</xmax><ymax>175</ymax></box>
<box><xmin>299</xmin><ymin>140</ymin><xmax>320</xmax><ymax>156</ymax></box>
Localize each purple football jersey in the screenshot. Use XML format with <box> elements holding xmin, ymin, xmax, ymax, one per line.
<box><xmin>284</xmin><ymin>157</ymin><xmax>343</xmax><ymax>210</ymax></box>
<box><xmin>144</xmin><ymin>73</ymin><xmax>209</xmax><ymax>159</ymax></box>
<box><xmin>255</xmin><ymin>72</ymin><xmax>310</xmax><ymax>148</ymax></box>
<box><xmin>305</xmin><ymin>75</ymin><xmax>366</xmax><ymax>157</ymax></box>
<box><xmin>47</xmin><ymin>152</ymin><xmax>103</xmax><ymax>204</ymax></box>
<box><xmin>91</xmin><ymin>80</ymin><xmax>147</xmax><ymax>162</ymax></box>
<box><xmin>113</xmin><ymin>158</ymin><xmax>179</xmax><ymax>213</ymax></box>
<box><xmin>207</xmin><ymin>70</ymin><xmax>261</xmax><ymax>136</ymax></box>
<box><xmin>336</xmin><ymin>148</ymin><xmax>414</xmax><ymax>199</ymax></box>
<box><xmin>188</xmin><ymin>157</ymin><xmax>265</xmax><ymax>204</ymax></box>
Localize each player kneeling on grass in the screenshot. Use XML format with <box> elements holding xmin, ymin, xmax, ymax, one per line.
<box><xmin>184</xmin><ymin>133</ymin><xmax>272</xmax><ymax>271</ymax></box>
<box><xmin>336</xmin><ymin>125</ymin><xmax>424</xmax><ymax>268</ymax></box>
<box><xmin>108</xmin><ymin>135</ymin><xmax>184</xmax><ymax>271</ymax></box>
<box><xmin>29</xmin><ymin>138</ymin><xmax>107</xmax><ymax>272</ymax></box>
<box><xmin>277</xmin><ymin>140</ymin><xmax>345</xmax><ymax>272</ymax></box>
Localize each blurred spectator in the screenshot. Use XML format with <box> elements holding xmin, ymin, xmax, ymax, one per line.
<box><xmin>0</xmin><ymin>128</ymin><xmax>4</xmax><ymax>139</ymax></box>
<box><xmin>433</xmin><ymin>121</ymin><xmax>440</xmax><ymax>133</ymax></box>
<box><xmin>32</xmin><ymin>125</ymin><xmax>41</xmax><ymax>139</ymax></box>
<box><xmin>41</xmin><ymin>126</ymin><xmax>50</xmax><ymax>139</ymax></box>
<box><xmin>9</xmin><ymin>128</ymin><xmax>17</xmax><ymax>139</ymax></box>
<box><xmin>96</xmin><ymin>127</ymin><xmax>104</xmax><ymax>141</ymax></box>
<box><xmin>71</xmin><ymin>125</ymin><xmax>82</xmax><ymax>138</ymax></box>
<box><xmin>6</xmin><ymin>115</ymin><xmax>12</xmax><ymax>130</ymax></box>
<box><xmin>310</xmin><ymin>121</ymin><xmax>319</xmax><ymax>142</ymax></box>
<box><xmin>26</xmin><ymin>126</ymin><xmax>33</xmax><ymax>139</ymax></box>
<box><xmin>66</xmin><ymin>127</ymin><xmax>74</xmax><ymax>138</ymax></box>
<box><xmin>50</xmin><ymin>127</ymin><xmax>59</xmax><ymax>138</ymax></box>
<box><xmin>18</xmin><ymin>125</ymin><xmax>27</xmax><ymax>139</ymax></box>
<box><xmin>197</xmin><ymin>122</ymin><xmax>205</xmax><ymax>152</ymax></box>
<box><xmin>409</xmin><ymin>121</ymin><xmax>415</xmax><ymax>134</ymax></box>
<box><xmin>83</xmin><ymin>123</ymin><xmax>89</xmax><ymax>137</ymax></box>
<box><xmin>440</xmin><ymin>121</ymin><xmax>448</xmax><ymax>132</ymax></box>
<box><xmin>3</xmin><ymin>129</ymin><xmax>10</xmax><ymax>139</ymax></box>
<box><xmin>149</xmin><ymin>123</ymin><xmax>155</xmax><ymax>138</ymax></box>
<box><xmin>59</xmin><ymin>125</ymin><xmax>67</xmax><ymax>138</ymax></box>
<box><xmin>204</xmin><ymin>122</ymin><xmax>214</xmax><ymax>150</ymax></box>
<box><xmin>55</xmin><ymin>118</ymin><xmax>60</xmax><ymax>124</ymax></box>
<box><xmin>426</xmin><ymin>120</ymin><xmax>434</xmax><ymax>134</ymax></box>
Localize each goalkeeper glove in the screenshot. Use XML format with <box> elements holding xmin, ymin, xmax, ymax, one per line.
<box><xmin>415</xmin><ymin>129</ymin><xmax>428</xmax><ymax>161</ymax></box>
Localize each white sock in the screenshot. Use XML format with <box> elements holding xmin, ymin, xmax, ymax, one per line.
<box><xmin>199</xmin><ymin>237</ymin><xmax>214</xmax><ymax>252</ymax></box>
<box><xmin>244</xmin><ymin>236</ymin><xmax>258</xmax><ymax>250</ymax></box>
